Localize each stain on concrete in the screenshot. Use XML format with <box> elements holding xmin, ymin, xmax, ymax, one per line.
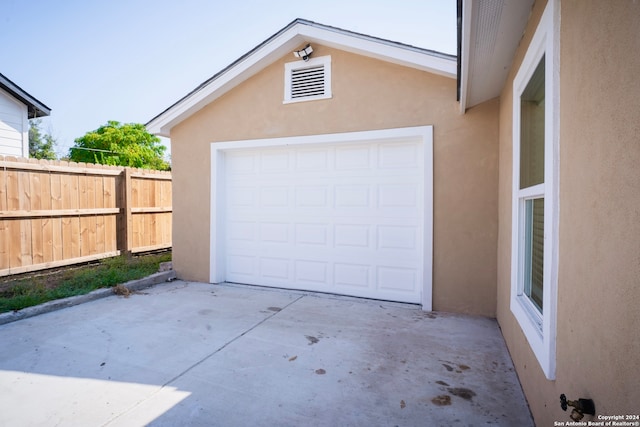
<box><xmin>315</xmin><ymin>368</ymin><xmax>326</xmax><ymax>375</ymax></box>
<box><xmin>431</xmin><ymin>395</ymin><xmax>452</xmax><ymax>406</ymax></box>
<box><xmin>198</xmin><ymin>309</ymin><xmax>213</xmax><ymax>315</ymax></box>
<box><xmin>442</xmin><ymin>363</ymin><xmax>454</xmax><ymax>372</ymax></box>
<box><xmin>435</xmin><ymin>380</ymin><xmax>449</xmax><ymax>386</ymax></box>
<box><xmin>448</xmin><ymin>387</ymin><xmax>476</xmax><ymax>400</ymax></box>
<box><xmin>306</xmin><ymin>335</ymin><xmax>319</xmax><ymax>345</ymax></box>
<box><xmin>413</xmin><ymin>312</ymin><xmax>437</xmax><ymax>320</ymax></box>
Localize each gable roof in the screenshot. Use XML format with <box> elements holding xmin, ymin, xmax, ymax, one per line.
<box><xmin>0</xmin><ymin>72</ymin><xmax>51</xmax><ymax>118</ymax></box>
<box><xmin>147</xmin><ymin>18</ymin><xmax>456</xmax><ymax>137</ymax></box>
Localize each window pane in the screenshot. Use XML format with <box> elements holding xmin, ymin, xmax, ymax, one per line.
<box><xmin>520</xmin><ymin>56</ymin><xmax>545</xmax><ymax>189</ymax></box>
<box><xmin>524</xmin><ymin>198</ymin><xmax>544</xmax><ymax>312</ymax></box>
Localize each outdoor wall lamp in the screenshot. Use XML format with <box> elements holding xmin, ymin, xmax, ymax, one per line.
<box><xmin>293</xmin><ymin>44</ymin><xmax>313</xmax><ymax>61</ymax></box>
<box><xmin>560</xmin><ymin>394</ymin><xmax>596</xmax><ymax>421</ymax></box>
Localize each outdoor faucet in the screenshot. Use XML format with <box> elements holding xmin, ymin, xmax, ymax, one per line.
<box><xmin>560</xmin><ymin>394</ymin><xmax>596</xmax><ymax>421</ymax></box>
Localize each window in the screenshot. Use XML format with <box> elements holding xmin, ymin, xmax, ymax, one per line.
<box><xmin>510</xmin><ymin>1</ymin><xmax>558</xmax><ymax>380</ymax></box>
<box><xmin>284</xmin><ymin>55</ymin><xmax>332</xmax><ymax>104</ymax></box>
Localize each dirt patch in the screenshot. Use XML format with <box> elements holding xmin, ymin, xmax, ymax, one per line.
<box><xmin>113</xmin><ymin>284</ymin><xmax>131</xmax><ymax>297</ymax></box>
<box><xmin>431</xmin><ymin>395</ymin><xmax>452</xmax><ymax>406</ymax></box>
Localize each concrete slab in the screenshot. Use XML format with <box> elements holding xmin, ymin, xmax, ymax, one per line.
<box><xmin>0</xmin><ymin>281</ymin><xmax>533</xmax><ymax>426</ymax></box>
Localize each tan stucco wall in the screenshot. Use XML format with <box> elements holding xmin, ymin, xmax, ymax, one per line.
<box><xmin>171</xmin><ymin>44</ymin><xmax>499</xmax><ymax>316</ymax></box>
<box><xmin>497</xmin><ymin>1</ymin><xmax>640</xmax><ymax>424</ymax></box>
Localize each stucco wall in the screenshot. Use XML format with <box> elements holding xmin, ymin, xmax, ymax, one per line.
<box><xmin>171</xmin><ymin>44</ymin><xmax>499</xmax><ymax>316</ymax></box>
<box><xmin>497</xmin><ymin>1</ymin><xmax>640</xmax><ymax>424</ymax></box>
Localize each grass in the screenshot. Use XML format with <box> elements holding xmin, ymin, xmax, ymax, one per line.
<box><xmin>0</xmin><ymin>252</ymin><xmax>171</xmax><ymax>314</ymax></box>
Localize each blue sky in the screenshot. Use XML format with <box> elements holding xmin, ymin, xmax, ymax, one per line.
<box><xmin>1</xmin><ymin>0</ymin><xmax>456</xmax><ymax>157</ymax></box>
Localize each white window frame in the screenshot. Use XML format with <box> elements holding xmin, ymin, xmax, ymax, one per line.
<box><xmin>283</xmin><ymin>55</ymin><xmax>332</xmax><ymax>104</ymax></box>
<box><xmin>510</xmin><ymin>0</ymin><xmax>559</xmax><ymax>380</ymax></box>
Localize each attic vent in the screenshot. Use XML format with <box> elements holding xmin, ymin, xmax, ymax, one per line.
<box><xmin>291</xmin><ymin>65</ymin><xmax>325</xmax><ymax>98</ymax></box>
<box><xmin>284</xmin><ymin>55</ymin><xmax>332</xmax><ymax>103</ymax></box>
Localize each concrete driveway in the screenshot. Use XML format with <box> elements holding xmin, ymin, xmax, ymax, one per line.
<box><xmin>0</xmin><ymin>281</ymin><xmax>533</xmax><ymax>426</ymax></box>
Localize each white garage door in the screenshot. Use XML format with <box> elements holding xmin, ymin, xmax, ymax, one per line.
<box><xmin>211</xmin><ymin>127</ymin><xmax>432</xmax><ymax>306</ymax></box>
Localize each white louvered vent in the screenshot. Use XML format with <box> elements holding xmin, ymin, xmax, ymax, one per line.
<box><xmin>284</xmin><ymin>55</ymin><xmax>332</xmax><ymax>103</ymax></box>
<box><xmin>291</xmin><ymin>65</ymin><xmax>325</xmax><ymax>98</ymax></box>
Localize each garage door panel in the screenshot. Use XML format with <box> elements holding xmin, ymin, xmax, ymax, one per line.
<box><xmin>377</xmin><ymin>225</ymin><xmax>418</xmax><ymax>250</ymax></box>
<box><xmin>335</xmin><ymin>185</ymin><xmax>371</xmax><ymax>207</ymax></box>
<box><xmin>228</xmin><ymin>187</ymin><xmax>256</xmax><ymax>207</ymax></box>
<box><xmin>227</xmin><ymin>153</ymin><xmax>257</xmax><ymax>174</ymax></box>
<box><xmin>222</xmin><ymin>136</ymin><xmax>427</xmax><ymax>304</ymax></box>
<box><xmin>228</xmin><ymin>221</ymin><xmax>256</xmax><ymax>242</ymax></box>
<box><xmin>258</xmin><ymin>222</ymin><xmax>289</xmax><ymax>243</ymax></box>
<box><xmin>259</xmin><ymin>150</ymin><xmax>290</xmax><ymax>172</ymax></box>
<box><xmin>259</xmin><ymin>257</ymin><xmax>290</xmax><ymax>280</ymax></box>
<box><xmin>228</xmin><ymin>255</ymin><xmax>256</xmax><ymax>276</ymax></box>
<box><xmin>334</xmin><ymin>263</ymin><xmax>370</xmax><ymax>288</ymax></box>
<box><xmin>378</xmin><ymin>142</ymin><xmax>421</xmax><ymax>169</ymax></box>
<box><xmin>294</xmin><ymin>186</ymin><xmax>328</xmax><ymax>207</ymax></box>
<box><xmin>295</xmin><ymin>260</ymin><xmax>329</xmax><ymax>283</ymax></box>
<box><xmin>294</xmin><ymin>223</ymin><xmax>328</xmax><ymax>246</ymax></box>
<box><xmin>334</xmin><ymin>224</ymin><xmax>370</xmax><ymax>248</ymax></box>
<box><xmin>335</xmin><ymin>145</ymin><xmax>372</xmax><ymax>170</ymax></box>
<box><xmin>378</xmin><ymin>184</ymin><xmax>419</xmax><ymax>207</ymax></box>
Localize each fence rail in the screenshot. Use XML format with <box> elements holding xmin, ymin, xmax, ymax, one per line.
<box><xmin>0</xmin><ymin>156</ymin><xmax>172</xmax><ymax>277</ymax></box>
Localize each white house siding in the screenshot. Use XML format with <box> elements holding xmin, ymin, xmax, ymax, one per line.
<box><xmin>0</xmin><ymin>88</ymin><xmax>28</xmax><ymax>157</ymax></box>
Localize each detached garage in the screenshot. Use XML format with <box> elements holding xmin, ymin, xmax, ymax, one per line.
<box><xmin>212</xmin><ymin>127</ymin><xmax>432</xmax><ymax>306</ymax></box>
<box><xmin>147</xmin><ymin>19</ymin><xmax>499</xmax><ymax>315</ymax></box>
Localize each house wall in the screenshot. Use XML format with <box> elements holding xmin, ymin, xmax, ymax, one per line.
<box><xmin>171</xmin><ymin>45</ymin><xmax>500</xmax><ymax>316</ymax></box>
<box><xmin>497</xmin><ymin>0</ymin><xmax>640</xmax><ymax>424</ymax></box>
<box><xmin>0</xmin><ymin>88</ymin><xmax>28</xmax><ymax>157</ymax></box>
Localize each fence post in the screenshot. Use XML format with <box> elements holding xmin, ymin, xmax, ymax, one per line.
<box><xmin>117</xmin><ymin>168</ymin><xmax>133</xmax><ymax>256</ymax></box>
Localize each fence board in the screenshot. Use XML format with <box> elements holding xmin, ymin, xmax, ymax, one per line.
<box><xmin>0</xmin><ymin>164</ymin><xmax>7</xmax><ymax>211</ymax></box>
<box><xmin>52</xmin><ymin>217</ymin><xmax>63</xmax><ymax>261</ymax></box>
<box><xmin>0</xmin><ymin>156</ymin><xmax>172</xmax><ymax>276</ymax></box>
<box><xmin>29</xmin><ymin>172</ymin><xmax>41</xmax><ymax>265</ymax></box>
<box><xmin>9</xmin><ymin>217</ymin><xmax>20</xmax><ymax>268</ymax></box>
<box><xmin>0</xmin><ymin>220</ymin><xmax>8</xmax><ymax>268</ymax></box>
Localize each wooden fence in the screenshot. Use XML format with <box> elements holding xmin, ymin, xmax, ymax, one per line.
<box><xmin>0</xmin><ymin>156</ymin><xmax>172</xmax><ymax>277</ymax></box>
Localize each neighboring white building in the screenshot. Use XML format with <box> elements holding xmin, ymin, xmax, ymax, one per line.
<box><xmin>0</xmin><ymin>73</ymin><xmax>50</xmax><ymax>157</ymax></box>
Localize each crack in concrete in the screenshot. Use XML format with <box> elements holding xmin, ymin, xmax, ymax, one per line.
<box><xmin>163</xmin><ymin>293</ymin><xmax>305</xmax><ymax>387</ymax></box>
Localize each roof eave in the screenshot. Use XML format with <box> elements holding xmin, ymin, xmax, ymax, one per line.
<box><xmin>458</xmin><ymin>0</ymin><xmax>535</xmax><ymax>113</ymax></box>
<box><xmin>0</xmin><ymin>73</ymin><xmax>51</xmax><ymax>118</ymax></box>
<box><xmin>147</xmin><ymin>19</ymin><xmax>456</xmax><ymax>137</ymax></box>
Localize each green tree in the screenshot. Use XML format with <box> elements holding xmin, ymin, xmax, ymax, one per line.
<box><xmin>28</xmin><ymin>119</ymin><xmax>57</xmax><ymax>160</ymax></box>
<box><xmin>69</xmin><ymin>121</ymin><xmax>169</xmax><ymax>170</ymax></box>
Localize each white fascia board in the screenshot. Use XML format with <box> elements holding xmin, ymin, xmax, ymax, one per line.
<box><xmin>458</xmin><ymin>0</ymin><xmax>474</xmax><ymax>113</ymax></box>
<box><xmin>299</xmin><ymin>25</ymin><xmax>456</xmax><ymax>78</ymax></box>
<box><xmin>148</xmin><ymin>29</ymin><xmax>306</xmax><ymax>136</ymax></box>
<box><xmin>148</xmin><ymin>22</ymin><xmax>456</xmax><ymax>136</ymax></box>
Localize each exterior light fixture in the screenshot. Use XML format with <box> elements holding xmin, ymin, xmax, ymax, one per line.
<box><xmin>293</xmin><ymin>44</ymin><xmax>313</xmax><ymax>61</ymax></box>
